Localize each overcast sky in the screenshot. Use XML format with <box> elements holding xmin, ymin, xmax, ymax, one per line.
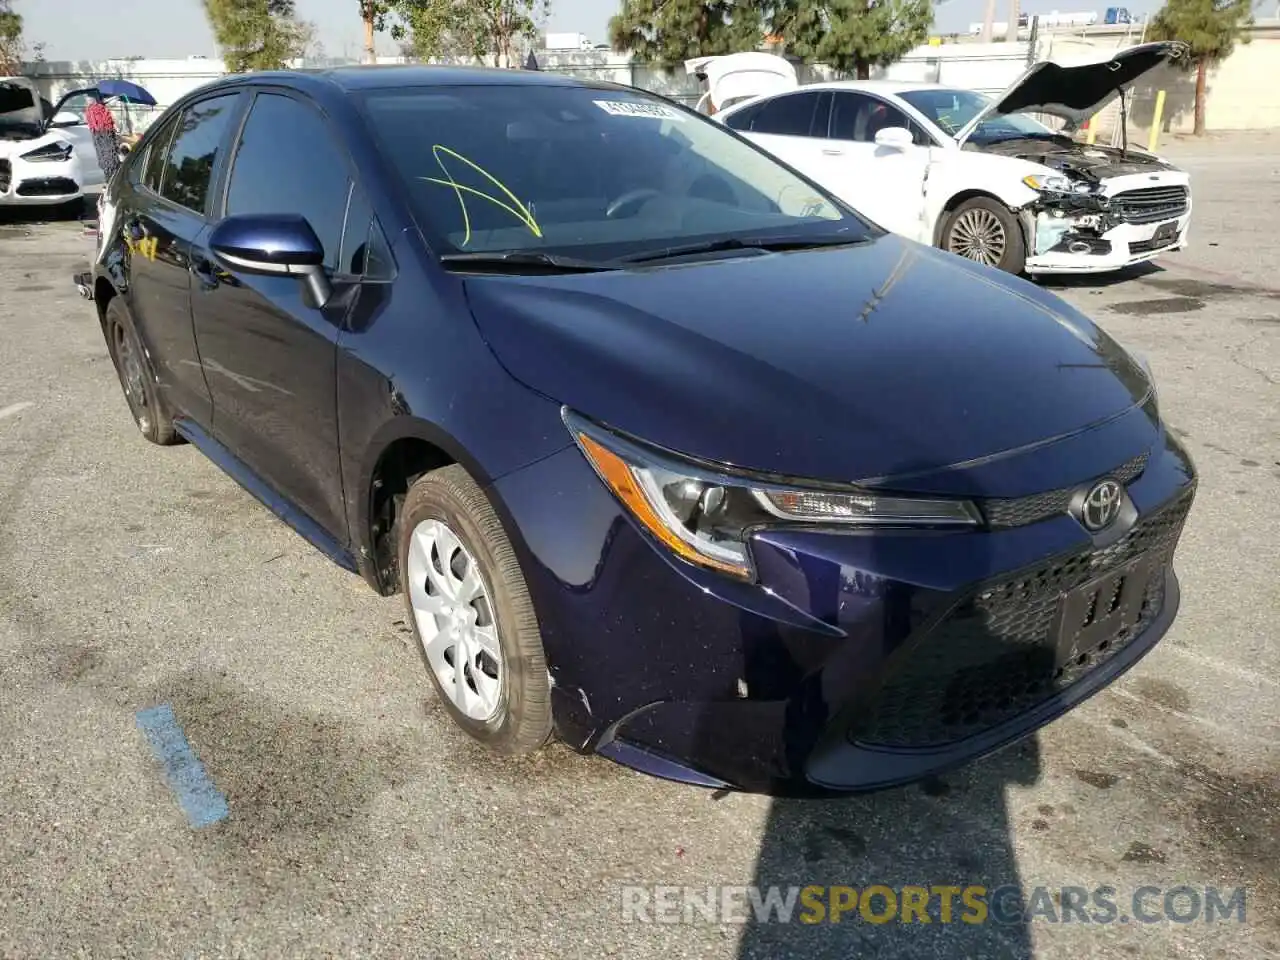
<box><xmin>23</xmin><ymin>0</ymin><xmax>1163</xmax><ymax>62</ymax></box>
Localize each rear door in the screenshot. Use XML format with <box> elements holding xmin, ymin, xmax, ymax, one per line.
<box><xmin>720</xmin><ymin>90</ymin><xmax>831</xmax><ymax>178</ymax></box>
<box><xmin>821</xmin><ymin>92</ymin><xmax>932</xmax><ymax>240</ymax></box>
<box><xmin>189</xmin><ymin>89</ymin><xmax>357</xmax><ymax>542</ymax></box>
<box><xmin>120</xmin><ymin>93</ymin><xmax>244</xmax><ymax>426</ymax></box>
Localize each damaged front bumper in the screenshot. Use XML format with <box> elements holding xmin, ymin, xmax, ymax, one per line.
<box><xmin>1019</xmin><ymin>177</ymin><xmax>1192</xmax><ymax>275</ymax></box>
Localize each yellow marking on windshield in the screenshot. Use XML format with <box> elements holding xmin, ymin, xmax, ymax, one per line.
<box><xmin>420</xmin><ymin>145</ymin><xmax>541</xmax><ymax>246</ymax></box>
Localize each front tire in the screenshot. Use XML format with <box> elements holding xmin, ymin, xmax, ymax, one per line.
<box><xmin>397</xmin><ymin>464</ymin><xmax>553</xmax><ymax>756</ymax></box>
<box><xmin>941</xmin><ymin>197</ymin><xmax>1026</xmax><ymax>274</ymax></box>
<box><xmin>105</xmin><ymin>298</ymin><xmax>178</xmax><ymax>445</ymax></box>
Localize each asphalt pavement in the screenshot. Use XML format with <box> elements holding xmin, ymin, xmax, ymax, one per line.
<box><xmin>0</xmin><ymin>134</ymin><xmax>1277</xmax><ymax>960</ymax></box>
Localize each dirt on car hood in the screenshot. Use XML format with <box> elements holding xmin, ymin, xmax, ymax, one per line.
<box><xmin>955</xmin><ymin>41</ymin><xmax>1190</xmax><ymax>145</ymax></box>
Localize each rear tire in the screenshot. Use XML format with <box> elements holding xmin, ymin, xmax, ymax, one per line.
<box><xmin>104</xmin><ymin>298</ymin><xmax>178</xmax><ymax>445</ymax></box>
<box><xmin>397</xmin><ymin>465</ymin><xmax>553</xmax><ymax>756</ymax></box>
<box><xmin>941</xmin><ymin>197</ymin><xmax>1026</xmax><ymax>274</ymax></box>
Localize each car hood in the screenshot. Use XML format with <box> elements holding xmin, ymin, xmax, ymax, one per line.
<box><xmin>955</xmin><ymin>41</ymin><xmax>1190</xmax><ymax>144</ymax></box>
<box><xmin>0</xmin><ymin>76</ymin><xmax>46</xmax><ymax>141</ymax></box>
<box><xmin>462</xmin><ymin>235</ymin><xmax>1156</xmax><ymax>494</ymax></box>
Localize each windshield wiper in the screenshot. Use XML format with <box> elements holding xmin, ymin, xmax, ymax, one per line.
<box><xmin>615</xmin><ymin>234</ymin><xmax>870</xmax><ymax>265</ymax></box>
<box><xmin>439</xmin><ymin>251</ymin><xmax>616</xmax><ymax>273</ymax></box>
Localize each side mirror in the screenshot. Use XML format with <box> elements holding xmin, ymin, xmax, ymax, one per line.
<box><xmin>874</xmin><ymin>126</ymin><xmax>914</xmax><ymax>150</ymax></box>
<box><xmin>50</xmin><ymin>110</ymin><xmax>83</xmax><ymax>127</ymax></box>
<box><xmin>208</xmin><ymin>213</ymin><xmax>331</xmax><ymax>305</ymax></box>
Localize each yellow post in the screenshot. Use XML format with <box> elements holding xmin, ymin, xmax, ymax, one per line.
<box><xmin>1086</xmin><ymin>113</ymin><xmax>1101</xmax><ymax>144</ymax></box>
<box><xmin>1147</xmin><ymin>89</ymin><xmax>1167</xmax><ymax>153</ymax></box>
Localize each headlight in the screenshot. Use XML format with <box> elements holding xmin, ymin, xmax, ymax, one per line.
<box><xmin>1022</xmin><ymin>174</ymin><xmax>1074</xmax><ymax>193</ymax></box>
<box><xmin>565</xmin><ymin>411</ymin><xmax>981</xmax><ymax>581</ymax></box>
<box><xmin>22</xmin><ymin>142</ymin><xmax>73</xmax><ymax>163</ymax></box>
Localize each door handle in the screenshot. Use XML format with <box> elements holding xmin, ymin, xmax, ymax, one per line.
<box><xmin>821</xmin><ymin>148</ymin><xmax>844</xmax><ymax>156</ymax></box>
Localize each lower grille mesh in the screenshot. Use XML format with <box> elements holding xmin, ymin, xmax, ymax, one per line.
<box><xmin>851</xmin><ymin>487</ymin><xmax>1194</xmax><ymax>749</ymax></box>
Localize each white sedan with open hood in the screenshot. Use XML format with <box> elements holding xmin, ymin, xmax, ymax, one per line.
<box><xmin>707</xmin><ymin>43</ymin><xmax>1193</xmax><ymax>275</ymax></box>
<box><xmin>0</xmin><ymin>76</ymin><xmax>103</xmax><ymax>209</ymax></box>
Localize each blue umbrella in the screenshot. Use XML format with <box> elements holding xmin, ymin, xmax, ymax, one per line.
<box><xmin>96</xmin><ymin>79</ymin><xmax>157</xmax><ymax>106</ymax></box>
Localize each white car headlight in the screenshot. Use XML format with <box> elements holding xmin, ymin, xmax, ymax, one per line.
<box><xmin>565</xmin><ymin>411</ymin><xmax>980</xmax><ymax>580</ymax></box>
<box><xmin>1022</xmin><ymin>174</ymin><xmax>1079</xmax><ymax>194</ymax></box>
<box><xmin>21</xmin><ymin>142</ymin><xmax>73</xmax><ymax>163</ymax></box>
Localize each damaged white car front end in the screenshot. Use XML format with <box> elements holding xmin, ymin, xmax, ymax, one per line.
<box><xmin>953</xmin><ymin>42</ymin><xmax>1193</xmax><ymax>274</ymax></box>
<box><xmin>0</xmin><ymin>76</ymin><xmax>93</xmax><ymax>208</ymax></box>
<box><xmin>996</xmin><ymin>151</ymin><xmax>1192</xmax><ymax>274</ymax></box>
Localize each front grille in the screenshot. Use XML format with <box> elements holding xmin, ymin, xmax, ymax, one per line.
<box><xmin>15</xmin><ymin>177</ymin><xmax>77</xmax><ymax>197</ymax></box>
<box><xmin>851</xmin><ymin>486</ymin><xmax>1194</xmax><ymax>749</ymax></box>
<box><xmin>0</xmin><ymin>159</ymin><xmax>11</xmax><ymax>192</ymax></box>
<box><xmin>981</xmin><ymin>453</ymin><xmax>1148</xmax><ymax>529</ymax></box>
<box><xmin>1110</xmin><ymin>186</ymin><xmax>1189</xmax><ymax>225</ymax></box>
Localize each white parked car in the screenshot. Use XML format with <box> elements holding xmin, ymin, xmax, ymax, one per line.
<box><xmin>707</xmin><ymin>43</ymin><xmax>1193</xmax><ymax>276</ymax></box>
<box><xmin>0</xmin><ymin>76</ymin><xmax>104</xmax><ymax>210</ymax></box>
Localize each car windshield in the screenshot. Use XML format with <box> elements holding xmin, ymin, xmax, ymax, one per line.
<box><xmin>898</xmin><ymin>88</ymin><xmax>1056</xmax><ymax>142</ymax></box>
<box><xmin>0</xmin><ymin>78</ymin><xmax>44</xmax><ymax>138</ymax></box>
<box><xmin>360</xmin><ymin>83</ymin><xmax>869</xmax><ymax>261</ymax></box>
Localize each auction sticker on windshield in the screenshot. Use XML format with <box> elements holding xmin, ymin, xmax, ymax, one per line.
<box><xmin>593</xmin><ymin>100</ymin><xmax>687</xmax><ymax>122</ymax></box>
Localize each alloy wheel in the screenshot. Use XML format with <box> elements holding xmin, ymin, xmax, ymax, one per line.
<box><xmin>948</xmin><ymin>208</ymin><xmax>1008</xmax><ymax>267</ymax></box>
<box><xmin>114</xmin><ymin>323</ymin><xmax>152</xmax><ymax>434</ymax></box>
<box><xmin>406</xmin><ymin>518</ymin><xmax>504</xmax><ymax>722</ymax></box>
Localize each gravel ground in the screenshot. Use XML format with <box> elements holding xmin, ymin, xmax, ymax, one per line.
<box><xmin>0</xmin><ymin>134</ymin><xmax>1276</xmax><ymax>960</ymax></box>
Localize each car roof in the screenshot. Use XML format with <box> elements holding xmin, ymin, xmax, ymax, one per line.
<box><xmin>208</xmin><ymin>64</ymin><xmax>596</xmax><ymax>94</ymax></box>
<box><xmin>797</xmin><ymin>80</ymin><xmax>958</xmax><ymax>97</ymax></box>
<box><xmin>719</xmin><ymin>79</ymin><xmax>961</xmax><ymax>113</ymax></box>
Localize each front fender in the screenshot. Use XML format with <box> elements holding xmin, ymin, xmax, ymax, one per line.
<box><xmin>925</xmin><ymin>152</ymin><xmax>1050</xmax><ymax>240</ymax></box>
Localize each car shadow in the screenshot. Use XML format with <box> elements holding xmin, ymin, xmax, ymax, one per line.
<box><xmin>0</xmin><ymin>196</ymin><xmax>94</xmax><ymax>225</ymax></box>
<box><xmin>734</xmin><ymin>744</ymin><xmax>1040</xmax><ymax>958</ymax></box>
<box><xmin>711</xmin><ymin>443</ymin><xmax>1065</xmax><ymax>957</ymax></box>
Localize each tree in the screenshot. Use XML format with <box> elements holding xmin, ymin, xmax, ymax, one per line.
<box><xmin>1148</xmin><ymin>0</ymin><xmax>1252</xmax><ymax>136</ymax></box>
<box><xmin>0</xmin><ymin>0</ymin><xmax>29</xmax><ymax>75</ymax></box>
<box><xmin>358</xmin><ymin>1</ymin><xmax>397</xmax><ymax>62</ymax></box>
<box><xmin>777</xmin><ymin>0</ymin><xmax>932</xmax><ymax>79</ymax></box>
<box><xmin>609</xmin><ymin>0</ymin><xmax>764</xmax><ymax>63</ymax></box>
<box><xmin>472</xmin><ymin>0</ymin><xmax>547</xmax><ymax>67</ymax></box>
<box><xmin>203</xmin><ymin>0</ymin><xmax>313</xmax><ymax>72</ymax></box>
<box><xmin>398</xmin><ymin>0</ymin><xmax>487</xmax><ymax>62</ymax></box>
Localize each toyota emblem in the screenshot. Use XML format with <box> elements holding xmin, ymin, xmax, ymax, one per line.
<box><xmin>1080</xmin><ymin>479</ymin><xmax>1123</xmax><ymax>531</ymax></box>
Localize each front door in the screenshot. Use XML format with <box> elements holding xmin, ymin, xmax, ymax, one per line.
<box><xmin>121</xmin><ymin>94</ymin><xmax>244</xmax><ymax>426</ymax></box>
<box><xmin>190</xmin><ymin>90</ymin><xmax>356</xmax><ymax>542</ymax></box>
<box><xmin>820</xmin><ymin>92</ymin><xmax>931</xmax><ymax>242</ymax></box>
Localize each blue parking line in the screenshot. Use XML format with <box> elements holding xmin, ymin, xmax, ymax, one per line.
<box><xmin>135</xmin><ymin>704</ymin><xmax>229</xmax><ymax>828</ymax></box>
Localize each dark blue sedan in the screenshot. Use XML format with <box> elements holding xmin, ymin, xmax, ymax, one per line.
<box><xmin>87</xmin><ymin>65</ymin><xmax>1197</xmax><ymax>794</ymax></box>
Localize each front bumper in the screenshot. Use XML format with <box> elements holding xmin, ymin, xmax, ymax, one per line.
<box><xmin>491</xmin><ymin>425</ymin><xmax>1197</xmax><ymax>795</ymax></box>
<box><xmin>1025</xmin><ymin>211</ymin><xmax>1192</xmax><ymax>275</ymax></box>
<box><xmin>0</xmin><ymin>155</ymin><xmax>84</xmax><ymax>206</ymax></box>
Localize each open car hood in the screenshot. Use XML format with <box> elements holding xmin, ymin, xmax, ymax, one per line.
<box><xmin>684</xmin><ymin>53</ymin><xmax>798</xmax><ymax>114</ymax></box>
<box><xmin>0</xmin><ymin>76</ymin><xmax>46</xmax><ymax>140</ymax></box>
<box><xmin>954</xmin><ymin>41</ymin><xmax>1190</xmax><ymax>145</ymax></box>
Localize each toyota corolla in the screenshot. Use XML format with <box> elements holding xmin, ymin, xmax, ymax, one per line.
<box><xmin>87</xmin><ymin>66</ymin><xmax>1197</xmax><ymax>794</ymax></box>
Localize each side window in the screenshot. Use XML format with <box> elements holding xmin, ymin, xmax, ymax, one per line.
<box><xmin>721</xmin><ymin>101</ymin><xmax>763</xmax><ymax>131</ymax></box>
<box><xmin>830</xmin><ymin>92</ymin><xmax>930</xmax><ymax>146</ymax></box>
<box><xmin>142</xmin><ymin>116</ymin><xmax>178</xmax><ymax>192</ymax></box>
<box><xmin>159</xmin><ymin>95</ymin><xmax>239</xmax><ymax>214</ymax></box>
<box><xmin>224</xmin><ymin>93</ymin><xmax>351</xmax><ymax>272</ymax></box>
<box><xmin>745</xmin><ymin>92</ymin><xmax>823</xmax><ymax>137</ymax></box>
<box><xmin>339</xmin><ymin>184</ymin><xmax>396</xmax><ymax>280</ymax></box>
